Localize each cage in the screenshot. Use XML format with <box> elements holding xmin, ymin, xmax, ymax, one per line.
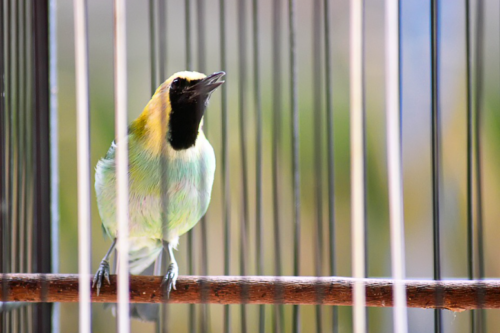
<box><xmin>1</xmin><ymin>0</ymin><xmax>500</xmax><ymax>332</ymax></box>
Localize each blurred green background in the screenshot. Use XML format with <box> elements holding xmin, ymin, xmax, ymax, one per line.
<box><xmin>55</xmin><ymin>0</ymin><xmax>500</xmax><ymax>332</ymax></box>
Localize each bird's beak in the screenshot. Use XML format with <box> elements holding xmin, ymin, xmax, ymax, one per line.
<box><xmin>187</xmin><ymin>71</ymin><xmax>225</xmax><ymax>99</ymax></box>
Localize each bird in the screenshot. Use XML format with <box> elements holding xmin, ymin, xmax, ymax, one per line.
<box><xmin>92</xmin><ymin>71</ymin><xmax>224</xmax><ymax>305</ymax></box>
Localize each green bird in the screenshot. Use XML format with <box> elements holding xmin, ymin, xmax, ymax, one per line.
<box><xmin>92</xmin><ymin>71</ymin><xmax>224</xmax><ymax>304</ymax></box>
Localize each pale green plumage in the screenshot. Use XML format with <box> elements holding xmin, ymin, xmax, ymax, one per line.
<box><xmin>95</xmin><ymin>130</ymin><xmax>215</xmax><ymax>274</ymax></box>
<box><xmin>94</xmin><ymin>72</ymin><xmax>217</xmax><ymax>275</ymax></box>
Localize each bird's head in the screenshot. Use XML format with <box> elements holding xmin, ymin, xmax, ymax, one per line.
<box><xmin>132</xmin><ymin>71</ymin><xmax>225</xmax><ymax>153</ymax></box>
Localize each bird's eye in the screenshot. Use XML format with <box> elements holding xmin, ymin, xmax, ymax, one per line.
<box><xmin>171</xmin><ymin>78</ymin><xmax>180</xmax><ymax>88</ymax></box>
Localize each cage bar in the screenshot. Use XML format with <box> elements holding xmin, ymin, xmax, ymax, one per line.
<box><xmin>49</xmin><ymin>0</ymin><xmax>60</xmax><ymax>331</ymax></box>
<box><xmin>385</xmin><ymin>0</ymin><xmax>408</xmax><ymax>332</ymax></box>
<box><xmin>73</xmin><ymin>0</ymin><xmax>92</xmax><ymax>331</ymax></box>
<box><xmin>312</xmin><ymin>0</ymin><xmax>324</xmax><ymax>331</ymax></box>
<box><xmin>288</xmin><ymin>0</ymin><xmax>301</xmax><ymax>331</ymax></box>
<box><xmin>350</xmin><ymin>0</ymin><xmax>367</xmax><ymax>331</ymax></box>
<box><xmin>322</xmin><ymin>0</ymin><xmax>337</xmax><ymax>330</ymax></box>
<box><xmin>218</xmin><ymin>0</ymin><xmax>232</xmax><ymax>331</ymax></box>
<box><xmin>252</xmin><ymin>0</ymin><xmax>264</xmax><ymax>330</ymax></box>
<box><xmin>472</xmin><ymin>0</ymin><xmax>486</xmax><ymax>330</ymax></box>
<box><xmin>430</xmin><ymin>0</ymin><xmax>442</xmax><ymax>331</ymax></box>
<box><xmin>114</xmin><ymin>0</ymin><xmax>130</xmax><ymax>331</ymax></box>
<box><xmin>32</xmin><ymin>0</ymin><xmax>52</xmax><ymax>330</ymax></box>
<box><xmin>237</xmin><ymin>0</ymin><xmax>250</xmax><ymax>330</ymax></box>
<box><xmin>271</xmin><ymin>0</ymin><xmax>284</xmax><ymax>331</ymax></box>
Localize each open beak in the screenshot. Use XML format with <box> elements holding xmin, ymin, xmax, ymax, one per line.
<box><xmin>187</xmin><ymin>71</ymin><xmax>225</xmax><ymax>99</ymax></box>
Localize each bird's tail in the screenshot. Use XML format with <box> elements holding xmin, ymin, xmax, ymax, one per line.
<box><xmin>128</xmin><ymin>260</ymin><xmax>161</xmax><ymax>322</ymax></box>
<box><xmin>110</xmin><ymin>240</ymin><xmax>163</xmax><ymax>322</ymax></box>
<box><xmin>128</xmin><ymin>239</ymin><xmax>163</xmax><ymax>275</ymax></box>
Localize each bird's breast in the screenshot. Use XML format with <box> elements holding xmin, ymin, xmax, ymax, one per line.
<box><xmin>95</xmin><ymin>133</ymin><xmax>216</xmax><ymax>242</ymax></box>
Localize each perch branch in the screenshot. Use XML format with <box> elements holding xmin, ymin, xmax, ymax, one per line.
<box><xmin>1</xmin><ymin>274</ymin><xmax>498</xmax><ymax>312</ymax></box>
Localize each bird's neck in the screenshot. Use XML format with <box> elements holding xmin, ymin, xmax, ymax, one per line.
<box><xmin>130</xmin><ymin>107</ymin><xmax>205</xmax><ymax>158</ymax></box>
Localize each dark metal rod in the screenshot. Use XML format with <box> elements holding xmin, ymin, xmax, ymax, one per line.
<box><xmin>184</xmin><ymin>1</ymin><xmax>196</xmax><ymax>331</ymax></box>
<box><xmin>12</xmin><ymin>0</ymin><xmax>21</xmax><ymax>318</ymax></box>
<box><xmin>219</xmin><ymin>0</ymin><xmax>231</xmax><ymax>330</ymax></box>
<box><xmin>196</xmin><ymin>0</ymin><xmax>205</xmax><ymax>73</ymax></box>
<box><xmin>148</xmin><ymin>2</ymin><xmax>163</xmax><ymax>333</ymax></box>
<box><xmin>272</xmin><ymin>0</ymin><xmax>284</xmax><ymax>331</ymax></box>
<box><xmin>149</xmin><ymin>0</ymin><xmax>159</xmax><ymax>93</ymax></box>
<box><xmin>288</xmin><ymin>0</ymin><xmax>301</xmax><ymax>331</ymax></box>
<box><xmin>18</xmin><ymin>0</ymin><xmax>25</xmax><ymax>287</ymax></box>
<box><xmin>158</xmin><ymin>0</ymin><xmax>166</xmax><ymax>82</ymax></box>
<box><xmin>312</xmin><ymin>0</ymin><xmax>323</xmax><ymax>331</ymax></box>
<box><xmin>474</xmin><ymin>0</ymin><xmax>486</xmax><ymax>330</ymax></box>
<box><xmin>196</xmin><ymin>1</ymin><xmax>208</xmax><ymax>332</ymax></box>
<box><xmin>11</xmin><ymin>0</ymin><xmax>19</xmax><ymax>281</ymax></box>
<box><xmin>32</xmin><ymin>0</ymin><xmax>52</xmax><ymax>329</ymax></box>
<box><xmin>185</xmin><ymin>0</ymin><xmax>192</xmax><ymax>71</ymax></box>
<box><xmin>464</xmin><ymin>0</ymin><xmax>478</xmax><ymax>331</ymax></box>
<box><xmin>2</xmin><ymin>1</ymin><xmax>13</xmax><ymax>329</ymax></box>
<box><xmin>158</xmin><ymin>0</ymin><xmax>169</xmax><ymax>330</ymax></box>
<box><xmin>25</xmin><ymin>0</ymin><xmax>34</xmax><ymax>329</ymax></box>
<box><xmin>199</xmin><ymin>218</ymin><xmax>209</xmax><ymax>333</ymax></box>
<box><xmin>17</xmin><ymin>0</ymin><xmax>27</xmax><ymax>329</ymax></box>
<box><xmin>237</xmin><ymin>0</ymin><xmax>249</xmax><ymax>331</ymax></box>
<box><xmin>323</xmin><ymin>0</ymin><xmax>337</xmax><ymax>330</ymax></box>
<box><xmin>0</xmin><ymin>1</ymin><xmax>7</xmax><ymax>331</ymax></box>
<box><xmin>430</xmin><ymin>0</ymin><xmax>442</xmax><ymax>332</ymax></box>
<box><xmin>252</xmin><ymin>0</ymin><xmax>264</xmax><ymax>330</ymax></box>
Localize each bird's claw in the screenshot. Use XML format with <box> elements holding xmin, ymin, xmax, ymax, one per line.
<box><xmin>92</xmin><ymin>260</ymin><xmax>111</xmax><ymax>296</ymax></box>
<box><xmin>161</xmin><ymin>262</ymin><xmax>178</xmax><ymax>298</ymax></box>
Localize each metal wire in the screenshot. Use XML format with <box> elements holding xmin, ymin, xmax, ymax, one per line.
<box><xmin>350</xmin><ymin>0</ymin><xmax>366</xmax><ymax>332</ymax></box>
<box><xmin>3</xmin><ymin>6</ymin><xmax>13</xmax><ymax>330</ymax></box>
<box><xmin>17</xmin><ymin>0</ymin><xmax>26</xmax><ymax>330</ymax></box>
<box><xmin>25</xmin><ymin>1</ymin><xmax>34</xmax><ymax>330</ymax></box>
<box><xmin>158</xmin><ymin>0</ymin><xmax>167</xmax><ymax>82</ymax></box>
<box><xmin>252</xmin><ymin>0</ymin><xmax>264</xmax><ymax>330</ymax></box>
<box><xmin>11</xmin><ymin>0</ymin><xmax>18</xmax><ymax>286</ymax></box>
<box><xmin>237</xmin><ymin>0</ymin><xmax>249</xmax><ymax>331</ymax></box>
<box><xmin>0</xmin><ymin>0</ymin><xmax>6</xmax><ymax>329</ymax></box>
<box><xmin>12</xmin><ymin>2</ymin><xmax>22</xmax><ymax>326</ymax></box>
<box><xmin>219</xmin><ymin>0</ymin><xmax>231</xmax><ymax>331</ymax></box>
<box><xmin>184</xmin><ymin>1</ymin><xmax>197</xmax><ymax>331</ymax></box>
<box><xmin>272</xmin><ymin>0</ymin><xmax>284</xmax><ymax>330</ymax></box>
<box><xmin>149</xmin><ymin>0</ymin><xmax>159</xmax><ymax>94</ymax></box>
<box><xmin>288</xmin><ymin>0</ymin><xmax>301</xmax><ymax>331</ymax></box>
<box><xmin>114</xmin><ymin>0</ymin><xmax>130</xmax><ymax>331</ymax></box>
<box><xmin>73</xmin><ymin>0</ymin><xmax>92</xmax><ymax>331</ymax></box>
<box><xmin>385</xmin><ymin>0</ymin><xmax>408</xmax><ymax>331</ymax></box>
<box><xmin>49</xmin><ymin>0</ymin><xmax>59</xmax><ymax>330</ymax></box>
<box><xmin>196</xmin><ymin>0</ymin><xmax>206</xmax><ymax>74</ymax></box>
<box><xmin>3</xmin><ymin>0</ymin><xmax>13</xmax><ymax>331</ymax></box>
<box><xmin>322</xmin><ymin>0</ymin><xmax>337</xmax><ymax>330</ymax></box>
<box><xmin>430</xmin><ymin>0</ymin><xmax>442</xmax><ymax>332</ymax></box>
<box><xmin>196</xmin><ymin>0</ymin><xmax>209</xmax><ymax>331</ymax></box>
<box><xmin>465</xmin><ymin>0</ymin><xmax>476</xmax><ymax>331</ymax></box>
<box><xmin>33</xmin><ymin>0</ymin><xmax>53</xmax><ymax>328</ymax></box>
<box><xmin>312</xmin><ymin>0</ymin><xmax>324</xmax><ymax>331</ymax></box>
<box><xmin>473</xmin><ymin>0</ymin><xmax>486</xmax><ymax>330</ymax></box>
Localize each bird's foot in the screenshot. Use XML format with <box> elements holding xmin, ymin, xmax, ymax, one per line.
<box><xmin>92</xmin><ymin>259</ymin><xmax>111</xmax><ymax>296</ymax></box>
<box><xmin>161</xmin><ymin>262</ymin><xmax>178</xmax><ymax>298</ymax></box>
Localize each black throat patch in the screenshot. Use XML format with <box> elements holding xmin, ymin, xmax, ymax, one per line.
<box><xmin>168</xmin><ymin>78</ymin><xmax>206</xmax><ymax>150</ymax></box>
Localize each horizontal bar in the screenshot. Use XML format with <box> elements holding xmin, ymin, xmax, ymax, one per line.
<box><xmin>0</xmin><ymin>274</ymin><xmax>498</xmax><ymax>311</ymax></box>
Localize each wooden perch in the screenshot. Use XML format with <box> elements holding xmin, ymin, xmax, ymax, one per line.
<box><xmin>1</xmin><ymin>274</ymin><xmax>498</xmax><ymax>312</ymax></box>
